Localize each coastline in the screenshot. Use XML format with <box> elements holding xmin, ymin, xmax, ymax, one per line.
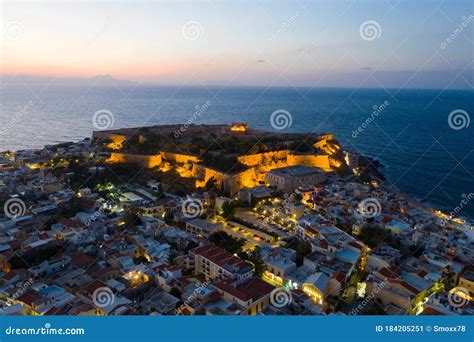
<box><xmin>2</xmin><ymin>125</ymin><xmax>472</xmax><ymax>225</ymax></box>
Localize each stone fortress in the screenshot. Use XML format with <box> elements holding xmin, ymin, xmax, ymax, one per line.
<box><xmin>93</xmin><ymin>124</ymin><xmax>350</xmax><ymax>195</ymax></box>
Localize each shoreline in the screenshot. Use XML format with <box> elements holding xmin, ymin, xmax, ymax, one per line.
<box><xmin>2</xmin><ymin>125</ymin><xmax>472</xmax><ymax>224</ymax></box>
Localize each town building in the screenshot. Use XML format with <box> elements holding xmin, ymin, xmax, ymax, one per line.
<box><xmin>265</xmin><ymin>165</ymin><xmax>326</xmax><ymax>193</ymax></box>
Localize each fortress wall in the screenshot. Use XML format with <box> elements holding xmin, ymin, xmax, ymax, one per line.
<box><xmin>193</xmin><ymin>164</ymin><xmax>226</xmax><ymax>188</ymax></box>
<box><xmin>238</xmin><ymin>150</ymin><xmax>289</xmax><ymax>167</ymax></box>
<box><xmin>287</xmin><ymin>154</ymin><xmax>331</xmax><ymax>171</ymax></box>
<box><xmin>314</xmin><ymin>140</ymin><xmax>328</xmax><ymax>149</ymax></box>
<box><xmin>318</xmin><ymin>134</ymin><xmax>334</xmax><ymax>141</ymax></box>
<box><xmin>160</xmin><ymin>151</ymin><xmax>201</xmax><ymax>164</ymax></box>
<box><xmin>192</xmin><ymin>164</ymin><xmax>258</xmax><ymax>195</ymax></box>
<box><xmin>225</xmin><ymin>168</ymin><xmax>259</xmax><ymax>194</ymax></box>
<box><xmin>106</xmin><ymin>153</ymin><xmax>162</xmax><ymax>168</ymax></box>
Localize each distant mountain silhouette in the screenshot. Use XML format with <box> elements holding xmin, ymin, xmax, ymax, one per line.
<box><xmin>0</xmin><ymin>74</ymin><xmax>139</xmax><ymax>87</ymax></box>
<box><xmin>1</xmin><ymin>70</ymin><xmax>472</xmax><ymax>90</ymax></box>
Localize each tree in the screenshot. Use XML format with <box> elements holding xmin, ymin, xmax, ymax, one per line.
<box><xmin>62</xmin><ymin>196</ymin><xmax>82</xmax><ymax>217</ymax></box>
<box><xmin>122</xmin><ymin>206</ymin><xmax>139</xmax><ymax>228</ymax></box>
<box><xmin>248</xmin><ymin>247</ymin><xmax>266</xmax><ymax>277</ymax></box>
<box><xmin>170</xmin><ymin>287</ymin><xmax>182</xmax><ymax>300</ymax></box>
<box><xmin>221</xmin><ymin>201</ymin><xmax>236</xmax><ymax>218</ymax></box>
<box><xmin>185</xmin><ymin>240</ymin><xmax>199</xmax><ymax>253</ymax></box>
<box><xmin>295</xmin><ymin>240</ymin><xmax>312</xmax><ymax>266</ymax></box>
<box><xmin>208</xmin><ymin>232</ymin><xmax>244</xmax><ymax>254</ymax></box>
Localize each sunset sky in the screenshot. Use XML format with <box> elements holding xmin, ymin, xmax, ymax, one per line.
<box><xmin>1</xmin><ymin>0</ymin><xmax>473</xmax><ymax>88</ymax></box>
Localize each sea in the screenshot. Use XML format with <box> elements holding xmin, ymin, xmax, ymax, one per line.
<box><xmin>0</xmin><ymin>84</ymin><xmax>473</xmax><ymax>221</ymax></box>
